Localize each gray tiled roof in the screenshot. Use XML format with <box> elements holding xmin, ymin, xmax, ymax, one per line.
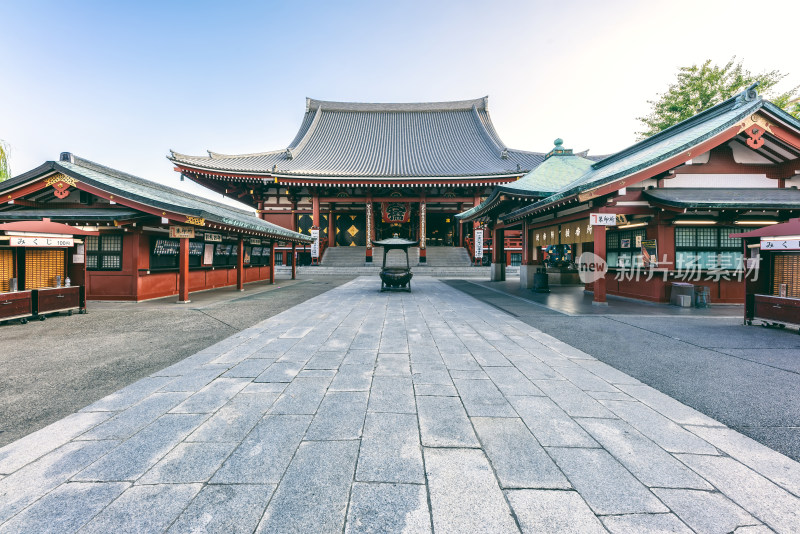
<box><xmin>0</xmin><ymin>208</ymin><xmax>141</xmax><ymax>221</ymax></box>
<box><xmin>0</xmin><ymin>155</ymin><xmax>312</xmax><ymax>242</ymax></box>
<box><xmin>169</xmin><ymin>97</ymin><xmax>545</xmax><ymax>179</ymax></box>
<box><xmin>643</xmin><ymin>188</ymin><xmax>800</xmax><ymax>209</ymax></box>
<box><xmin>502</xmin><ymin>88</ymin><xmax>798</xmax><ymax>222</ymax></box>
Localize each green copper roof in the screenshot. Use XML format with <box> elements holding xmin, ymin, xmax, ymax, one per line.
<box><xmin>501</xmin><ymin>86</ymin><xmax>797</xmax><ymax>223</ymax></box>
<box><xmin>1</xmin><ymin>155</ymin><xmax>313</xmax><ymax>243</ymax></box>
<box><xmin>457</xmin><ymin>139</ymin><xmax>594</xmax><ymax>221</ymax></box>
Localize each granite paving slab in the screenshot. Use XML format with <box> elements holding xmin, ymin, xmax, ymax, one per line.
<box><xmin>1</xmin><ymin>277</ymin><xmax>799</xmax><ymax>532</ymax></box>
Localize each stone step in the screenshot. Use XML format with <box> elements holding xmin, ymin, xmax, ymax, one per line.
<box><xmin>293</xmin><ymin>265</ymin><xmax>499</xmax><ymax>277</ymax></box>
<box><xmin>321</xmin><ymin>246</ymin><xmax>472</xmax><ymax>267</ymax></box>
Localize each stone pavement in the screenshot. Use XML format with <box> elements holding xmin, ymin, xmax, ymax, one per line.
<box><xmin>1</xmin><ymin>277</ymin><xmax>799</xmax><ymax>533</ymax></box>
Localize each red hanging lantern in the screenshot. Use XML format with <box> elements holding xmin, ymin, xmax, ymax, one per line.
<box><xmin>381</xmin><ymin>202</ymin><xmax>410</xmax><ymax>223</ymax></box>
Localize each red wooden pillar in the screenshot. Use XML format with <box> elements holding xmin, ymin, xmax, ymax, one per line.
<box><xmin>521</xmin><ymin>220</ymin><xmax>529</xmax><ymax>265</ymax></box>
<box><xmin>269</xmin><ymin>240</ymin><xmax>276</xmax><ymax>284</ymax></box>
<box><xmin>178</xmin><ymin>237</ymin><xmax>190</xmax><ymax>303</ymax></box>
<box><xmin>457</xmin><ymin>203</ymin><xmax>464</xmax><ymax>247</ymax></box>
<box><xmin>419</xmin><ymin>197</ymin><xmax>427</xmax><ymax>263</ymax></box>
<box><xmin>290</xmin><ymin>201</ymin><xmax>298</xmax><ymax>232</ymax></box>
<box><xmin>328</xmin><ymin>205</ymin><xmax>335</xmax><ymax>248</ymax></box>
<box><xmin>520</xmin><ymin>219</ymin><xmax>535</xmax><ymax>288</ymax></box>
<box><xmin>593</xmin><ymin>224</ymin><xmax>607</xmax><ymax>304</ymax></box>
<box><xmin>492</xmin><ymin>227</ymin><xmax>506</xmax><ymax>263</ymax></box>
<box><xmin>236</xmin><ymin>237</ymin><xmax>244</xmax><ymax>291</ymax></box>
<box><xmin>312</xmin><ymin>191</ymin><xmax>320</xmax><ymax>228</ymax></box>
<box><xmin>491</xmin><ymin>226</ymin><xmax>505</xmax><ymax>281</ymax></box>
<box><xmin>291</xmin><ymin>242</ymin><xmax>297</xmax><ymax>280</ymax></box>
<box><xmin>365</xmin><ymin>192</ymin><xmax>373</xmax><ymax>263</ymax></box>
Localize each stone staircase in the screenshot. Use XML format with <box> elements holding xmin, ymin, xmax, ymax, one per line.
<box><xmin>287</xmin><ymin>245</ymin><xmax>492</xmax><ymax>277</ymax></box>
<box><xmin>321</xmin><ymin>246</ymin><xmax>472</xmax><ymax>267</ymax></box>
<box><xmin>277</xmin><ymin>246</ymin><xmax>518</xmax><ymax>278</ymax></box>
<box><xmin>422</xmin><ymin>247</ymin><xmax>472</xmax><ymax>266</ymax></box>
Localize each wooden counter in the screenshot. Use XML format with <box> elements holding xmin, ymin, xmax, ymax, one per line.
<box><xmin>754</xmin><ymin>294</ymin><xmax>800</xmax><ymax>327</ymax></box>
<box><xmin>0</xmin><ymin>291</ymin><xmax>33</xmax><ymax>323</ymax></box>
<box><xmin>32</xmin><ymin>286</ymin><xmax>85</xmax><ymax>318</ymax></box>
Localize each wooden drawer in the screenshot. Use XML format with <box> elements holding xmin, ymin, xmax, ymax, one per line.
<box><xmin>0</xmin><ymin>291</ymin><xmax>33</xmax><ymax>321</ymax></box>
<box><xmin>34</xmin><ymin>287</ymin><xmax>81</xmax><ymax>314</ymax></box>
<box><xmin>754</xmin><ymin>294</ymin><xmax>800</xmax><ymax>325</ymax></box>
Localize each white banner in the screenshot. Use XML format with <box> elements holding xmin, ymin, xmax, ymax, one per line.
<box><xmin>310</xmin><ymin>229</ymin><xmax>320</xmax><ymax>258</ymax></box>
<box><xmin>474</xmin><ymin>229</ymin><xmax>484</xmax><ymax>259</ymax></box>
<box><xmin>10</xmin><ymin>236</ymin><xmax>74</xmax><ymax>247</ymax></box>
<box><xmin>761</xmin><ymin>238</ymin><xmax>800</xmax><ymax>250</ymax></box>
<box><xmin>590</xmin><ymin>213</ymin><xmax>617</xmax><ymax>226</ymax></box>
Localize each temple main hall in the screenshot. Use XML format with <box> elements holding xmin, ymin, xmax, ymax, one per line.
<box><xmin>168</xmin><ymin>97</ymin><xmax>546</xmax><ymax>263</ymax></box>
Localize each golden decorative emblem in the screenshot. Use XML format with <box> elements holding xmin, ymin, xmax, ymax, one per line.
<box><xmin>44</xmin><ymin>173</ymin><xmax>78</xmax><ymax>199</ymax></box>
<box><xmin>738</xmin><ymin>113</ymin><xmax>773</xmax><ymax>149</ymax></box>
<box><xmin>347</xmin><ymin>225</ymin><xmax>359</xmax><ymax>237</ymax></box>
<box><xmin>44</xmin><ymin>174</ymin><xmax>77</xmax><ymax>188</ymax></box>
<box><xmin>185</xmin><ymin>216</ymin><xmax>205</xmax><ymax>226</ymax></box>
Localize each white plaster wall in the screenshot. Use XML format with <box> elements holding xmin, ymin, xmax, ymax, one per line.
<box><xmin>664</xmin><ymin>174</ymin><xmax>775</xmax><ymax>188</ymax></box>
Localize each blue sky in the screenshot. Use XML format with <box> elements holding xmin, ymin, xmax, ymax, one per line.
<box><xmin>3</xmin><ymin>0</ymin><xmax>799</xmax><ymax>206</ymax></box>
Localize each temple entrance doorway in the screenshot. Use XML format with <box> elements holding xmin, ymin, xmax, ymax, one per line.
<box><xmin>426</xmin><ymin>213</ymin><xmax>456</xmax><ymax>246</ymax></box>
<box><xmin>377</xmin><ymin>221</ymin><xmax>413</xmax><ymax>241</ymax></box>
<box><xmin>335</xmin><ymin>213</ymin><xmax>366</xmax><ymax>246</ymax></box>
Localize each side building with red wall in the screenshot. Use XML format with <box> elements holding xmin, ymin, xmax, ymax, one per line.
<box><xmin>0</xmin><ymin>153</ymin><xmax>312</xmax><ymax>302</ymax></box>
<box><xmin>464</xmin><ymin>87</ymin><xmax>800</xmax><ymax>305</ymax></box>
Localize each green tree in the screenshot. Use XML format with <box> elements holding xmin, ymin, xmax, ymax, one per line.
<box><xmin>637</xmin><ymin>58</ymin><xmax>800</xmax><ymax>139</ymax></box>
<box><xmin>0</xmin><ymin>140</ymin><xmax>10</xmax><ymax>182</ymax></box>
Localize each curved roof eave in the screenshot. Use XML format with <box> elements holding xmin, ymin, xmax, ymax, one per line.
<box><xmin>170</xmin><ymin>159</ymin><xmax>527</xmax><ymax>182</ymax></box>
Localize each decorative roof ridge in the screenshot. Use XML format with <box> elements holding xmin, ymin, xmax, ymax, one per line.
<box><xmin>174</xmin><ymin>149</ymin><xmax>286</xmax><ymax>160</ymax></box>
<box><xmin>472</xmin><ymin>105</ymin><xmax>505</xmax><ymax>156</ymax></box>
<box><xmin>591</xmin><ymin>85</ymin><xmax>763</xmax><ymax>171</ymax></box>
<box><xmin>505</xmin><ymin>148</ymin><xmax>548</xmax><ymax>157</ymax></box>
<box><xmin>304</xmin><ymin>96</ymin><xmax>489</xmax><ymax>113</ymax></box>
<box><xmin>287</xmin><ymin>104</ymin><xmax>323</xmax><ymax>160</ymax></box>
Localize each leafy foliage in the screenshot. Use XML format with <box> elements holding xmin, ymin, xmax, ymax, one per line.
<box><xmin>0</xmin><ymin>140</ymin><xmax>9</xmax><ymax>182</ymax></box>
<box><xmin>637</xmin><ymin>58</ymin><xmax>800</xmax><ymax>139</ymax></box>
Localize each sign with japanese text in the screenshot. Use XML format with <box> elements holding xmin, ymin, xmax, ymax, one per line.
<box><xmin>169</xmin><ymin>226</ymin><xmax>195</xmax><ymax>239</ymax></box>
<box><xmin>590</xmin><ymin>213</ymin><xmax>617</xmax><ymax>226</ymax></box>
<box><xmin>310</xmin><ymin>229</ymin><xmax>320</xmax><ymax>258</ymax></box>
<box><xmin>249</xmin><ymin>238</ymin><xmax>262</xmax><ymax>245</ymax></box>
<box><xmin>204</xmin><ymin>233</ymin><xmax>222</xmax><ymax>242</ymax></box>
<box><xmin>760</xmin><ymin>239</ymin><xmax>800</xmax><ymax>250</ymax></box>
<box><xmin>10</xmin><ymin>236</ymin><xmax>74</xmax><ymax>247</ymax></box>
<box><xmin>474</xmin><ymin>229</ymin><xmax>484</xmax><ymax>258</ymax></box>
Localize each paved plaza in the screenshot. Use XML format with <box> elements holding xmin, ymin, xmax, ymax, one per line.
<box><xmin>1</xmin><ymin>277</ymin><xmax>799</xmax><ymax>533</ymax></box>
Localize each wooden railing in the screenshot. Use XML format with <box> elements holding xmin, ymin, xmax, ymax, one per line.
<box><xmin>464</xmin><ymin>235</ymin><xmax>522</xmax><ymax>264</ymax></box>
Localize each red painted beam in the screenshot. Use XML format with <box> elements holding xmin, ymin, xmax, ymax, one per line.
<box><xmin>318</xmin><ymin>197</ymin><xmax>477</xmax><ymax>204</ymax></box>
<box><xmin>769</xmin><ymin>122</ymin><xmax>800</xmax><ymax>152</ymax></box>
<box><xmin>3</xmin><ymin>178</ymin><xmax>50</xmax><ymax>202</ymax></box>
<box><xmin>173</xmin><ymin>165</ymin><xmax>519</xmax><ymax>187</ymax></box>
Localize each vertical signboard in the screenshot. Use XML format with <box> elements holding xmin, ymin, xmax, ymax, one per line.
<box><xmin>641</xmin><ymin>239</ymin><xmax>657</xmax><ymax>268</ymax></box>
<box><xmin>310</xmin><ymin>229</ymin><xmax>320</xmax><ymax>258</ymax></box>
<box><xmin>474</xmin><ymin>229</ymin><xmax>484</xmax><ymax>259</ymax></box>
